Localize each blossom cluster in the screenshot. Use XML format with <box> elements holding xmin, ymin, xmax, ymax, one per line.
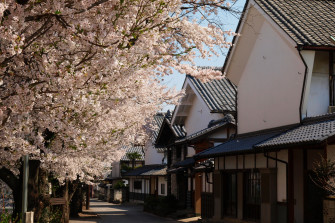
<box><xmin>0</xmin><ymin>0</ymin><xmax>235</xmax><ymax>182</ymax></box>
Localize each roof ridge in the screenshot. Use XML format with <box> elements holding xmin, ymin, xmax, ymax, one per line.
<box><xmin>254</xmin><ymin>0</ymin><xmax>335</xmax><ymax>47</ymax></box>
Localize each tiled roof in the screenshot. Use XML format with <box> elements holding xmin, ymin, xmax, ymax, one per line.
<box><xmin>152</xmin><ymin>113</ymin><xmax>165</xmax><ymax>142</ymax></box>
<box><xmin>173</xmin><ymin>157</ymin><xmax>195</xmax><ymax>168</ymax></box>
<box><xmin>195</xmin><ymin>130</ymin><xmax>284</xmax><ymax>159</ymax></box>
<box><xmin>124</xmin><ymin>165</ymin><xmax>167</xmax><ymax>176</ymax></box>
<box><xmin>188</xmin><ymin>75</ymin><xmax>236</xmax><ymax>113</ymax></box>
<box><xmin>155</xmin><ymin>147</ymin><xmax>166</xmax><ymax>153</ymax></box>
<box><xmin>175</xmin><ymin>115</ymin><xmax>235</xmax><ymax>144</ymax></box>
<box><xmin>165</xmin><ymin>114</ymin><xmax>187</xmax><ymax>138</ymax></box>
<box><xmin>167</xmin><ymin>167</ymin><xmax>187</xmax><ymax>174</ymax></box>
<box><xmin>120</xmin><ymin>146</ymin><xmax>145</xmax><ymax>161</ymax></box>
<box><xmin>256</xmin><ymin>115</ymin><xmax>335</xmax><ymax>149</ymax></box>
<box><xmin>254</xmin><ymin>0</ymin><xmax>335</xmax><ymax>47</ymax></box>
<box><xmin>143</xmin><ymin>167</ymin><xmax>167</xmax><ymax>176</ymax></box>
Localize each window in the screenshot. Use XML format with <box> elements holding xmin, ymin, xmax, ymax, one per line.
<box><xmin>243</xmin><ymin>170</ymin><xmax>261</xmax><ymax>220</ymax></box>
<box><xmin>161</xmin><ymin>183</ymin><xmax>165</xmax><ymax>195</ymax></box>
<box><xmin>222</xmin><ymin>172</ymin><xmax>237</xmax><ymax>217</ymax></box>
<box><xmin>134</xmin><ymin>181</ymin><xmax>142</xmax><ymax>190</ymax></box>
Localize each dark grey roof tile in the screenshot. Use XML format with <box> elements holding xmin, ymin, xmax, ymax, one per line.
<box><xmin>195</xmin><ymin>130</ymin><xmax>285</xmax><ymax>158</ymax></box>
<box><xmin>188</xmin><ymin>75</ymin><xmax>237</xmax><ymax>113</ymax></box>
<box><xmin>256</xmin><ymin>118</ymin><xmax>335</xmax><ymax>149</ymax></box>
<box><xmin>254</xmin><ymin>0</ymin><xmax>335</xmax><ymax>47</ymax></box>
<box><xmin>120</xmin><ymin>146</ymin><xmax>145</xmax><ymax>161</ymax></box>
<box><xmin>173</xmin><ymin>157</ymin><xmax>195</xmax><ymax>167</ymax></box>
<box><xmin>124</xmin><ymin>165</ymin><xmax>167</xmax><ymax>176</ymax></box>
<box><xmin>175</xmin><ymin>115</ymin><xmax>235</xmax><ymax>144</ymax></box>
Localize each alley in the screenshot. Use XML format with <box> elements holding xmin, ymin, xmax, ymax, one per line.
<box><xmin>70</xmin><ymin>199</ymin><xmax>199</xmax><ymax>223</ymax></box>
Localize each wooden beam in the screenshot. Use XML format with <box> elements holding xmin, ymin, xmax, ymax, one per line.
<box><xmin>288</xmin><ymin>149</ymin><xmax>294</xmax><ymax>223</ymax></box>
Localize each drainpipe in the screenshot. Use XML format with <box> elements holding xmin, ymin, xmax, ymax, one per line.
<box><xmin>263</xmin><ymin>152</ymin><xmax>289</xmax><ymax>222</ymax></box>
<box><xmin>297</xmin><ymin>47</ymin><xmax>309</xmax><ymax>123</ymax></box>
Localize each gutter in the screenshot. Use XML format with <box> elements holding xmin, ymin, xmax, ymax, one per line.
<box><xmin>298</xmin><ymin>46</ymin><xmax>335</xmax><ymax>51</ymax></box>
<box><xmin>297</xmin><ymin>46</ymin><xmax>308</xmax><ymax>123</ymax></box>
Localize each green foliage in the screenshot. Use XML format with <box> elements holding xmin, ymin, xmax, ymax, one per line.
<box><xmin>113</xmin><ymin>180</ymin><xmax>126</xmax><ymax>190</ymax></box>
<box><xmin>39</xmin><ymin>207</ymin><xmax>62</xmax><ymax>223</ymax></box>
<box><xmin>312</xmin><ymin>157</ymin><xmax>335</xmax><ymax>196</ymax></box>
<box><xmin>0</xmin><ymin>210</ymin><xmax>12</xmax><ymax>223</ymax></box>
<box><xmin>121</xmin><ymin>163</ymin><xmax>132</xmax><ymax>173</ymax></box>
<box><xmin>0</xmin><ymin>211</ymin><xmax>21</xmax><ymax>223</ymax></box>
<box><xmin>126</xmin><ymin>152</ymin><xmax>142</xmax><ymax>161</ymax></box>
<box><xmin>144</xmin><ymin>195</ymin><xmax>177</xmax><ymax>216</ymax></box>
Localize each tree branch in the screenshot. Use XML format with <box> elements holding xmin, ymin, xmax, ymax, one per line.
<box><xmin>0</xmin><ymin>166</ymin><xmax>20</xmax><ymax>193</ymax></box>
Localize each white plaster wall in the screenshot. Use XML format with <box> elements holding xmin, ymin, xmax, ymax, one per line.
<box><xmin>158</xmin><ymin>176</ymin><xmax>167</xmax><ymax>196</ymax></box>
<box><xmin>112</xmin><ymin>161</ymin><xmax>120</xmax><ymax>178</ymax></box>
<box><xmin>202</xmin><ymin>172</ymin><xmax>213</xmax><ymax>193</ymax></box>
<box><xmin>232</xmin><ymin>7</ymin><xmax>304</xmax><ymax>134</ymax></box>
<box><xmin>210</xmin><ymin>129</ymin><xmax>228</xmax><ymax>139</ymax></box>
<box><xmin>256</xmin><ymin>153</ymin><xmax>267</xmax><ymax>168</ymax></box>
<box><xmin>183</xmin><ymin>90</ymin><xmax>223</xmax><ymax>135</ymax></box>
<box><xmin>187</xmin><ymin>146</ymin><xmax>195</xmax><ymax>157</ymax></box>
<box><xmin>144</xmin><ymin>141</ymin><xmax>164</xmax><ymax>165</ymax></box>
<box><xmin>225</xmin><ymin>156</ymin><xmax>237</xmax><ymax>169</ymax></box>
<box><xmin>244</xmin><ymin>154</ymin><xmax>255</xmax><ymax>169</ymax></box>
<box><xmin>306</xmin><ymin>51</ymin><xmax>329</xmax><ymax>117</ymax></box>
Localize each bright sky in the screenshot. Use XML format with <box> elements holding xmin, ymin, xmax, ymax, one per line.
<box><xmin>161</xmin><ymin>0</ymin><xmax>246</xmax><ymax>111</ymax></box>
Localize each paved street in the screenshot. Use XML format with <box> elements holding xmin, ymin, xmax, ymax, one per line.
<box><xmin>70</xmin><ymin>199</ymin><xmax>199</xmax><ymax>223</ymax></box>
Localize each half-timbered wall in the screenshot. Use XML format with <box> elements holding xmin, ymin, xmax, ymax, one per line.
<box><xmin>214</xmin><ymin>150</ymin><xmax>288</xmax><ymax>203</ymax></box>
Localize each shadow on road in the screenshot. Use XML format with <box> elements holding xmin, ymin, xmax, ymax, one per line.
<box><xmin>70</xmin><ymin>198</ymin><xmax>200</xmax><ymax>223</ymax></box>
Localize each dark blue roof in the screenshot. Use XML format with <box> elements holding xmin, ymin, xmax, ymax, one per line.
<box><xmin>173</xmin><ymin>157</ymin><xmax>195</xmax><ymax>167</ymax></box>
<box><xmin>124</xmin><ymin>165</ymin><xmax>166</xmax><ymax>176</ymax></box>
<box><xmin>175</xmin><ymin>115</ymin><xmax>235</xmax><ymax>144</ymax></box>
<box><xmin>195</xmin><ymin>131</ymin><xmax>283</xmax><ymax>158</ymax></box>
<box><xmin>256</xmin><ymin>115</ymin><xmax>335</xmax><ymax>149</ymax></box>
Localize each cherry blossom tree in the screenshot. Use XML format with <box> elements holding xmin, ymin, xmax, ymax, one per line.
<box><xmin>0</xmin><ymin>0</ymin><xmax>237</xmax><ymax>219</ymax></box>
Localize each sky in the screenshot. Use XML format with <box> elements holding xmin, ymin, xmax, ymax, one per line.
<box><xmin>161</xmin><ymin>0</ymin><xmax>246</xmax><ymax>111</ymax></box>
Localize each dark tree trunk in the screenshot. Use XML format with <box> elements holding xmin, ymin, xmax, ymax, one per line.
<box><xmin>27</xmin><ymin>160</ymin><xmax>50</xmax><ymax>222</ymax></box>
<box><xmin>70</xmin><ymin>183</ymin><xmax>83</xmax><ymax>217</ymax></box>
<box><xmin>0</xmin><ymin>166</ymin><xmax>21</xmax><ymax>220</ymax></box>
<box><xmin>0</xmin><ymin>160</ymin><xmax>50</xmax><ymax>222</ymax></box>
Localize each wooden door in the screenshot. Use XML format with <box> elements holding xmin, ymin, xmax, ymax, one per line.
<box><xmin>195</xmin><ymin>173</ymin><xmax>202</xmax><ymax>215</ymax></box>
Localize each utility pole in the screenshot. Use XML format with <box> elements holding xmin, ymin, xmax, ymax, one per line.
<box><xmin>22</xmin><ymin>155</ymin><xmax>29</xmax><ymax>222</ymax></box>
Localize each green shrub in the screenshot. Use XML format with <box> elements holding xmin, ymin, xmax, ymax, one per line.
<box><xmin>0</xmin><ymin>210</ymin><xmax>12</xmax><ymax>223</ymax></box>
<box><xmin>0</xmin><ymin>210</ymin><xmax>21</xmax><ymax>223</ymax></box>
<box><xmin>113</xmin><ymin>180</ymin><xmax>126</xmax><ymax>190</ymax></box>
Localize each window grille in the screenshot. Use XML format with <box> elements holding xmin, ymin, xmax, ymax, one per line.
<box><xmin>243</xmin><ymin>170</ymin><xmax>261</xmax><ymax>220</ymax></box>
